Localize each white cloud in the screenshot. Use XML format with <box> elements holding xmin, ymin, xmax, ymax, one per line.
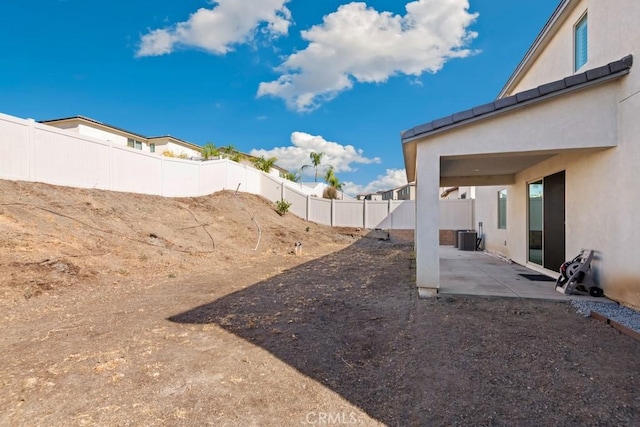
<box><xmin>136</xmin><ymin>0</ymin><xmax>292</xmax><ymax>57</ymax></box>
<box><xmin>343</xmin><ymin>169</ymin><xmax>408</xmax><ymax>196</ymax></box>
<box><xmin>257</xmin><ymin>0</ymin><xmax>478</xmax><ymax>111</ymax></box>
<box><xmin>250</xmin><ymin>131</ymin><xmax>380</xmax><ymax>177</ymax></box>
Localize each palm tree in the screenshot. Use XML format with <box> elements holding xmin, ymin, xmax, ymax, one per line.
<box><xmin>201</xmin><ymin>143</ymin><xmax>219</xmax><ymax>160</ymax></box>
<box><xmin>324</xmin><ymin>166</ymin><xmax>343</xmax><ymax>190</ymax></box>
<box><xmin>252</xmin><ymin>156</ymin><xmax>278</xmax><ymax>173</ymax></box>
<box><xmin>323</xmin><ymin>166</ymin><xmax>344</xmax><ymax>199</ymax></box>
<box><xmin>308</xmin><ymin>152</ymin><xmax>324</xmax><ymax>182</ymax></box>
<box><xmin>221</xmin><ymin>144</ymin><xmax>242</xmax><ymax>162</ymax></box>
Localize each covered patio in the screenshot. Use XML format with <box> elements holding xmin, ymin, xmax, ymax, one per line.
<box><xmin>402</xmin><ymin>56</ymin><xmax>633</xmax><ymax>297</ymax></box>
<box><xmin>439</xmin><ymin>246</ymin><xmax>608</xmax><ymax>301</ymax></box>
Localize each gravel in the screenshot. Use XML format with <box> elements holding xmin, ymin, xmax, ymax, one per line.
<box><xmin>571</xmin><ymin>300</ymin><xmax>640</xmax><ymax>334</ymax></box>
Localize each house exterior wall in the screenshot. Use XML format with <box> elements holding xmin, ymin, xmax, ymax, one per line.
<box><xmin>381</xmin><ymin>189</ymin><xmax>397</xmax><ymax>200</ymax></box>
<box><xmin>475</xmin><ymin>186</ymin><xmax>509</xmax><ymax>254</ymax></box>
<box><xmin>473</xmin><ymin>0</ymin><xmax>640</xmax><ymax>308</ymax></box>
<box><xmin>157</xmin><ymin>140</ymin><xmax>201</xmax><ymax>158</ymax></box>
<box><xmin>46</xmin><ymin>119</ymin><xmax>203</xmax><ymax>157</ymax></box>
<box><xmin>415</xmin><ymin>82</ymin><xmax>620</xmax><ymax>158</ymax></box>
<box><xmin>439</xmin><ymin>186</ymin><xmax>474</xmax><ymax>200</ymax></box>
<box><xmin>411</xmin><ymin>76</ymin><xmax>624</xmax><ymax>298</ymax></box>
<box><xmin>507</xmin><ymin>0</ymin><xmax>640</xmax><ymax>95</ymax></box>
<box><xmin>397</xmin><ymin>184</ymin><xmax>415</xmax><ymax>200</ymax></box>
<box><xmin>476</xmin><ymin>139</ymin><xmax>640</xmax><ymax>309</ymax></box>
<box><xmin>76</xmin><ymin>124</ymin><xmax>135</xmax><ymax>149</ymax></box>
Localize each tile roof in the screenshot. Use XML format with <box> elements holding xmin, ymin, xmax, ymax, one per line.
<box><xmin>402</xmin><ymin>55</ymin><xmax>633</xmax><ymax>143</ymax></box>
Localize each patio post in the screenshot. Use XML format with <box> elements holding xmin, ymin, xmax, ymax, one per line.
<box><xmin>415</xmin><ymin>147</ymin><xmax>440</xmax><ymax>297</ymax></box>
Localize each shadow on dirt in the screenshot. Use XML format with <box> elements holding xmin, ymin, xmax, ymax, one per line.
<box><xmin>168</xmin><ymin>234</ymin><xmax>422</xmax><ymax>424</ymax></box>
<box><xmin>168</xmin><ymin>234</ymin><xmax>640</xmax><ymax>426</ymax></box>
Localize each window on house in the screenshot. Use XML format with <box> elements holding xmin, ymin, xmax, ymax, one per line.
<box><xmin>575</xmin><ymin>13</ymin><xmax>588</xmax><ymax>71</ymax></box>
<box><xmin>127</xmin><ymin>138</ymin><xmax>143</xmax><ymax>150</ymax></box>
<box><xmin>150</xmin><ymin>143</ymin><xmax>155</xmax><ymax>153</ymax></box>
<box><xmin>498</xmin><ymin>189</ymin><xmax>507</xmax><ymax>229</ymax></box>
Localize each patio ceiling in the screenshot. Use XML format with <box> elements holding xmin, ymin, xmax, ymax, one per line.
<box><xmin>441</xmin><ymin>152</ymin><xmax>556</xmax><ymax>177</ymax></box>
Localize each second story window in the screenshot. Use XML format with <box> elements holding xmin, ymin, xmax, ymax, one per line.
<box><xmin>574</xmin><ymin>13</ymin><xmax>588</xmax><ymax>71</ymax></box>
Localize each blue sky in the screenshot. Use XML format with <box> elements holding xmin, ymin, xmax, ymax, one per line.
<box><xmin>0</xmin><ymin>0</ymin><xmax>560</xmax><ymax>195</ymax></box>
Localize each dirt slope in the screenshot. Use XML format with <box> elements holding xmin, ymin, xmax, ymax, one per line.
<box><xmin>0</xmin><ymin>179</ymin><xmax>363</xmax><ymax>307</ymax></box>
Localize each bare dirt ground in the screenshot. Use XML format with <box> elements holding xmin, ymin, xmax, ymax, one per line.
<box><xmin>1</xmin><ymin>179</ymin><xmax>638</xmax><ymax>426</ymax></box>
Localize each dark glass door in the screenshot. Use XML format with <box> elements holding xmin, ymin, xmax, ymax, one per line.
<box><xmin>528</xmin><ymin>171</ymin><xmax>565</xmax><ymax>270</ymax></box>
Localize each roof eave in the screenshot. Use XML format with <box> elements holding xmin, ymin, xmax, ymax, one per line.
<box><xmin>148</xmin><ymin>135</ymin><xmax>202</xmax><ymax>151</ymax></box>
<box><xmin>402</xmin><ymin>135</ymin><xmax>418</xmax><ymax>183</ymax></box>
<box><xmin>41</xmin><ymin>116</ymin><xmax>149</xmax><ymax>140</ymax></box>
<box><xmin>402</xmin><ymin>59</ymin><xmax>632</xmax><ymax>183</ymax></box>
<box><xmin>404</xmin><ymin>65</ymin><xmax>630</xmax><ymax>145</ymax></box>
<box><xmin>498</xmin><ymin>0</ymin><xmax>577</xmax><ymax>98</ymax></box>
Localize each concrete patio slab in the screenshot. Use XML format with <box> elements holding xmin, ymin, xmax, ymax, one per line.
<box><xmin>438</xmin><ymin>246</ymin><xmax>611</xmax><ymax>302</ymax></box>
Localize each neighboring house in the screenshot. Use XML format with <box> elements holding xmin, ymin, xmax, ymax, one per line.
<box><xmin>42</xmin><ymin>116</ymin><xmax>290</xmax><ymax>177</ymax></box>
<box><xmin>401</xmin><ymin>0</ymin><xmax>640</xmax><ymax>309</ymax></box>
<box><xmin>381</xmin><ymin>188</ymin><xmax>398</xmax><ymax>201</ymax></box>
<box><xmin>357</xmin><ymin>192</ymin><xmax>384</xmax><ymax>201</ymax></box>
<box><xmin>439</xmin><ymin>186</ymin><xmax>474</xmax><ymax>200</ymax></box>
<box><xmin>381</xmin><ymin>182</ymin><xmax>416</xmax><ymax>201</ymax></box>
<box><xmin>291</xmin><ymin>182</ymin><xmax>353</xmax><ymax>200</ymax></box>
<box><xmin>41</xmin><ymin>116</ymin><xmax>202</xmax><ymax>158</ymax></box>
<box><xmin>396</xmin><ymin>183</ymin><xmax>416</xmax><ymax>200</ymax></box>
<box><xmin>233</xmin><ymin>151</ymin><xmax>290</xmax><ymax>178</ymax></box>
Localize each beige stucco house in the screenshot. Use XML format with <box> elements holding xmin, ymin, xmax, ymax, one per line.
<box><xmin>439</xmin><ymin>186</ymin><xmax>474</xmax><ymax>200</ymax></box>
<box><xmin>402</xmin><ymin>0</ymin><xmax>640</xmax><ymax>309</ymax></box>
<box><xmin>41</xmin><ymin>116</ymin><xmax>203</xmax><ymax>158</ymax></box>
<box><xmin>357</xmin><ymin>192</ymin><xmax>384</xmax><ymax>201</ymax></box>
<box><xmin>41</xmin><ymin>116</ymin><xmax>290</xmax><ymax>178</ymax></box>
<box><xmin>381</xmin><ymin>182</ymin><xmax>416</xmax><ymax>201</ymax></box>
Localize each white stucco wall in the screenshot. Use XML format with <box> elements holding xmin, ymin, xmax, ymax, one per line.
<box><xmin>412</xmin><ymin>75</ymin><xmax>633</xmax><ymax>301</ymax></box>
<box><xmin>476</xmin><ymin>141</ymin><xmax>640</xmax><ymax>309</ymax></box>
<box><xmin>77</xmin><ymin>124</ymin><xmax>129</xmax><ymax>147</ymax></box>
<box><xmin>472</xmin><ymin>0</ymin><xmax>640</xmax><ymax>308</ymax></box>
<box><xmin>158</xmin><ymin>140</ymin><xmax>201</xmax><ymax>158</ymax></box>
<box><xmin>63</xmin><ymin>123</ymin><xmax>203</xmax><ymax>158</ymax></box>
<box><xmin>474</xmin><ymin>186</ymin><xmax>509</xmax><ymax>254</ymax></box>
<box><xmin>508</xmin><ymin>0</ymin><xmax>640</xmax><ymax>95</ymax></box>
<box><xmin>420</xmin><ymin>81</ymin><xmax>620</xmax><ymax>158</ymax></box>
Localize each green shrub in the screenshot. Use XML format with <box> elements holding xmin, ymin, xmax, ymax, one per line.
<box><xmin>275</xmin><ymin>199</ymin><xmax>292</xmax><ymax>216</ymax></box>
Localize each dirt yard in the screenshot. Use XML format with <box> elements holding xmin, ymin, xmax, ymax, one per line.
<box><xmin>1</xmin><ymin>179</ymin><xmax>638</xmax><ymax>426</ymax></box>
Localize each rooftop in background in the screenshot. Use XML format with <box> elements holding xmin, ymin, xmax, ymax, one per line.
<box><xmin>40</xmin><ymin>115</ymin><xmax>290</xmax><ymax>175</ymax></box>
<box><xmin>40</xmin><ymin>115</ymin><xmax>202</xmax><ymax>152</ymax></box>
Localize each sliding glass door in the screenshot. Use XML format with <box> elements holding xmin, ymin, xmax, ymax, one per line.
<box><xmin>528</xmin><ymin>171</ymin><xmax>565</xmax><ymax>271</ymax></box>
<box><xmin>528</xmin><ymin>181</ymin><xmax>543</xmax><ymax>265</ymax></box>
